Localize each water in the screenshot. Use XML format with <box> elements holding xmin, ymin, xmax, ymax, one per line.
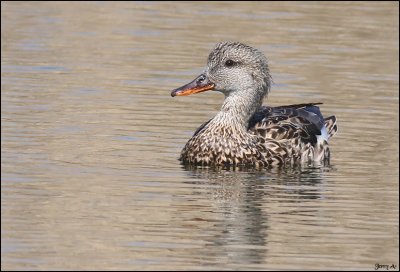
<box><xmin>1</xmin><ymin>1</ymin><xmax>398</xmax><ymax>270</ymax></box>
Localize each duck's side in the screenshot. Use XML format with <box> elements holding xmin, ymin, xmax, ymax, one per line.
<box><xmin>179</xmin><ymin>103</ymin><xmax>337</xmax><ymax>167</ymax></box>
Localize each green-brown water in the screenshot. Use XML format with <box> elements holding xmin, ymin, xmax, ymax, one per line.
<box><xmin>2</xmin><ymin>1</ymin><xmax>398</xmax><ymax>270</ymax></box>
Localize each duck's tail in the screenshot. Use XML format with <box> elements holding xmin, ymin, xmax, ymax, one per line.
<box><xmin>324</xmin><ymin>116</ymin><xmax>338</xmax><ymax>138</ymax></box>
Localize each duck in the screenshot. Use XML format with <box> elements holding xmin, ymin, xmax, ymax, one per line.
<box><xmin>171</xmin><ymin>41</ymin><xmax>337</xmax><ymax>167</ymax></box>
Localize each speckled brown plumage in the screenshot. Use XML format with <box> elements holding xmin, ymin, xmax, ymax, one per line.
<box><xmin>171</xmin><ymin>42</ymin><xmax>338</xmax><ymax>167</ymax></box>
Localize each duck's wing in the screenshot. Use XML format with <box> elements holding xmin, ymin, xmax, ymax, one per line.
<box><xmin>248</xmin><ymin>103</ymin><xmax>337</xmax><ymax>164</ymax></box>
<box><xmin>248</xmin><ymin>103</ymin><xmax>327</xmax><ymax>142</ymax></box>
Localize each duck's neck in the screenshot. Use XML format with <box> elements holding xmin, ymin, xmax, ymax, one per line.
<box><xmin>212</xmin><ymin>87</ymin><xmax>266</xmax><ymax>131</ymax></box>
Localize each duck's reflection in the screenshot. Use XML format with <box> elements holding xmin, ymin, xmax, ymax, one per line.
<box><xmin>173</xmin><ymin>164</ymin><xmax>331</xmax><ymax>267</ymax></box>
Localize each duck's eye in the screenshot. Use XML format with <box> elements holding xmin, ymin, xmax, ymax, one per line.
<box><xmin>225</xmin><ymin>59</ymin><xmax>235</xmax><ymax>67</ymax></box>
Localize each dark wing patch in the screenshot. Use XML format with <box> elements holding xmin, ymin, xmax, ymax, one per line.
<box><xmin>248</xmin><ymin>103</ymin><xmax>327</xmax><ymax>146</ymax></box>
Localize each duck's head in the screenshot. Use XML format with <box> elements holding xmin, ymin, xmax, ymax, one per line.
<box><xmin>171</xmin><ymin>41</ymin><xmax>272</xmax><ymax>98</ymax></box>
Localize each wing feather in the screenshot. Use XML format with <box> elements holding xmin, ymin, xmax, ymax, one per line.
<box><xmin>248</xmin><ymin>103</ymin><xmax>335</xmax><ymax>164</ymax></box>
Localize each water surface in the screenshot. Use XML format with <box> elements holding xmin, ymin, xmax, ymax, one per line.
<box><xmin>1</xmin><ymin>1</ymin><xmax>399</xmax><ymax>270</ymax></box>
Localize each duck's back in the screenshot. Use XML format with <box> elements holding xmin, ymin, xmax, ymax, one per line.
<box><xmin>248</xmin><ymin>103</ymin><xmax>337</xmax><ymax>165</ymax></box>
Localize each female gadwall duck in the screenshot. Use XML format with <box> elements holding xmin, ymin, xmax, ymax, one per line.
<box><xmin>171</xmin><ymin>41</ymin><xmax>337</xmax><ymax>167</ymax></box>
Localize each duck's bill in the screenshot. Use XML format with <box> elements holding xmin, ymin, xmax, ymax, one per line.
<box><xmin>171</xmin><ymin>74</ymin><xmax>215</xmax><ymax>97</ymax></box>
